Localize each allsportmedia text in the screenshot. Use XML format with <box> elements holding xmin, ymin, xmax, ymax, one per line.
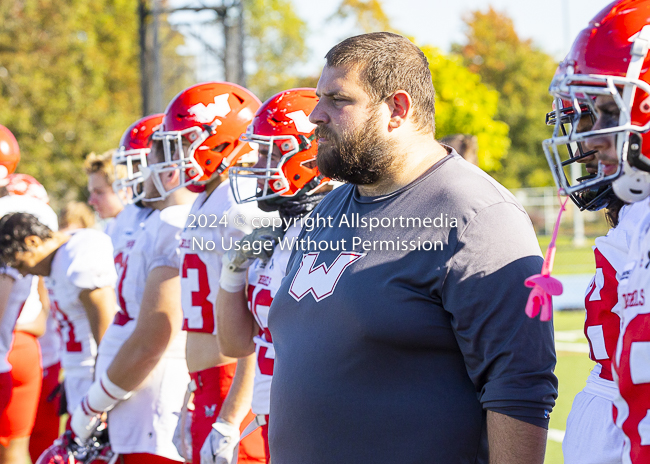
<box><xmin>186</xmin><ymin>212</ymin><xmax>458</xmax><ymax>233</ymax></box>
<box><xmin>254</xmin><ymin>213</ymin><xmax>458</xmax><ymax>232</ymax></box>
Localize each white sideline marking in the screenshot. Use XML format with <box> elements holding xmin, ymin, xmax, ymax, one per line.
<box><xmin>548</xmin><ymin>428</ymin><xmax>565</xmax><ymax>443</ymax></box>
<box><xmin>555</xmin><ymin>341</ymin><xmax>590</xmax><ymax>353</ymax></box>
<box><xmin>554</xmin><ymin>330</ymin><xmax>585</xmax><ymax>342</ymax></box>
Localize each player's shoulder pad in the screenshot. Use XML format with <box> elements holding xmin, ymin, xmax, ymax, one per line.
<box><xmin>159</xmin><ymin>204</ymin><xmax>193</xmax><ymax>229</ymax></box>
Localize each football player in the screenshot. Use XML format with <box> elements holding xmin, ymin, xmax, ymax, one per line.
<box><xmin>543</xmin><ymin>1</ymin><xmax>650</xmax><ymax>462</ymax></box>
<box><xmin>216</xmin><ymin>88</ymin><xmax>330</xmax><ymax>461</ymax></box>
<box><xmin>84</xmin><ymin>150</ymin><xmax>124</xmax><ymax>228</ymax></box>
<box><xmin>154</xmin><ymin>82</ymin><xmax>269</xmax><ymax>464</ymax></box>
<box><xmin>69</xmin><ymin>113</ymin><xmax>197</xmax><ymax>464</ymax></box>
<box><xmin>0</xmin><ymin>129</ymin><xmax>56</xmax><ymax>464</ymax></box>
<box><xmin>545</xmin><ymin>101</ymin><xmax>644</xmax><ymax>462</ymax></box>
<box><xmin>0</xmin><ymin>211</ymin><xmax>117</xmax><ymax>421</ymax></box>
<box><xmin>0</xmin><ymin>174</ymin><xmax>61</xmax><ymax>464</ymax></box>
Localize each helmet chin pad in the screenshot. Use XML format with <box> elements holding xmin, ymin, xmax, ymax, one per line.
<box><xmin>613</xmin><ymin>168</ymin><xmax>650</xmax><ymax>203</ymax></box>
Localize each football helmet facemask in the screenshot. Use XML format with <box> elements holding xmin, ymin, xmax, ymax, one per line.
<box><xmin>230</xmin><ymin>88</ymin><xmax>328</xmax><ymax>209</ymax></box>
<box><xmin>543</xmin><ymin>101</ymin><xmax>615</xmax><ymax>211</ymax></box>
<box><xmin>543</xmin><ymin>0</ymin><xmax>650</xmax><ymax>203</ymax></box>
<box><xmin>147</xmin><ymin>82</ymin><xmax>261</xmax><ymax>201</ymax></box>
<box><xmin>112</xmin><ymin>113</ymin><xmax>164</xmax><ymax>205</ymax></box>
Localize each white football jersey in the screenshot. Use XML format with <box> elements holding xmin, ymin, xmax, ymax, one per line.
<box><xmin>613</xmin><ymin>200</ymin><xmax>650</xmax><ymax>463</ymax></box>
<box><xmin>583</xmin><ymin>201</ymin><xmax>647</xmax><ymax>381</ymax></box>
<box><xmin>96</xmin><ymin>204</ymin><xmax>191</xmax><ymax>461</ymax></box>
<box><xmin>99</xmin><ymin>204</ymin><xmax>191</xmax><ymax>360</ymax></box>
<box><xmin>109</xmin><ymin>204</ymin><xmax>153</xmax><ymax>257</ymax></box>
<box><xmin>45</xmin><ymin>229</ymin><xmax>117</xmax><ymax>378</ymax></box>
<box><xmin>178</xmin><ymin>178</ymin><xmax>277</xmax><ymax>334</ymax></box>
<box><xmin>0</xmin><ymin>195</ymin><xmax>58</xmax><ymax>374</ymax></box>
<box><xmin>39</xmin><ymin>313</ymin><xmax>62</xmax><ymax>369</ymax></box>
<box><xmin>246</xmin><ymin>223</ymin><xmax>301</xmax><ymax>415</ymax></box>
<box><xmin>15</xmin><ymin>275</ymin><xmax>42</xmax><ymax>325</ymax></box>
<box><xmin>0</xmin><ymin>268</ymin><xmax>35</xmax><ymax>374</ymax></box>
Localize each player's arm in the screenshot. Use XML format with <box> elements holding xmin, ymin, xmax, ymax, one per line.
<box><xmin>0</xmin><ymin>274</ymin><xmax>15</xmax><ymax>325</ymax></box>
<box><xmin>71</xmin><ymin>266</ymin><xmax>183</xmax><ymax>441</ymax></box>
<box><xmin>217</xmin><ymin>354</ymin><xmax>256</xmax><ymax>424</ymax></box>
<box><xmin>200</xmin><ymin>352</ymin><xmax>257</xmax><ymax>464</ymax></box>
<box><xmin>78</xmin><ymin>286</ymin><xmax>116</xmax><ymax>344</ymax></box>
<box><xmin>216</xmin><ymin>285</ymin><xmax>258</xmax><ymax>358</ymax></box>
<box><xmin>487</xmin><ymin>411</ymin><xmax>546</xmax><ymax>464</ymax></box>
<box><xmin>106</xmin><ymin>265</ymin><xmax>182</xmax><ymax>390</ymax></box>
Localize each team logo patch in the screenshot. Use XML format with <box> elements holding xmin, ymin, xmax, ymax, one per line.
<box><xmin>188</xmin><ymin>94</ymin><xmax>231</xmax><ymax>123</ymax></box>
<box><xmin>289</xmin><ymin>252</ymin><xmax>364</xmax><ymax>302</ymax></box>
<box><xmin>286</xmin><ymin>110</ymin><xmax>317</xmax><ymax>134</ymax></box>
<box><xmin>204</xmin><ymin>404</ymin><xmax>217</xmax><ymax>418</ymax></box>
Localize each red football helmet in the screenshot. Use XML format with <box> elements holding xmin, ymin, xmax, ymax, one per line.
<box><xmin>544</xmin><ymin>0</ymin><xmax>650</xmax><ymax>203</ymax></box>
<box><xmin>3</xmin><ymin>173</ymin><xmax>49</xmax><ymax>203</ymax></box>
<box><xmin>0</xmin><ymin>125</ymin><xmax>20</xmax><ymax>181</ymax></box>
<box><xmin>36</xmin><ymin>430</ymin><xmax>117</xmax><ymax>464</ymax></box>
<box><xmin>230</xmin><ymin>88</ymin><xmax>328</xmax><ymax>205</ymax></box>
<box><xmin>112</xmin><ymin>113</ymin><xmax>164</xmax><ymax>204</ymax></box>
<box><xmin>148</xmin><ymin>82</ymin><xmax>261</xmax><ymax>200</ymax></box>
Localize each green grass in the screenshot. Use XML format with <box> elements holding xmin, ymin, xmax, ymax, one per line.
<box><xmin>545</xmin><ymin>311</ymin><xmax>593</xmax><ymax>464</ymax></box>
<box><xmin>538</xmin><ymin>235</ymin><xmax>596</xmax><ymax>275</ymax></box>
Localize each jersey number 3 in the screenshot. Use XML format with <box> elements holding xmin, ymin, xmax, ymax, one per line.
<box><xmin>181</xmin><ymin>254</ymin><xmax>213</xmax><ymax>333</ymax></box>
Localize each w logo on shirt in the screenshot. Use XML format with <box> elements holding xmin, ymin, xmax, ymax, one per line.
<box><xmin>289</xmin><ymin>252</ymin><xmax>364</xmax><ymax>302</ymax></box>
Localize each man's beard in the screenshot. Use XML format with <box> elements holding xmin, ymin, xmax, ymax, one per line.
<box><xmin>316</xmin><ymin>110</ymin><xmax>395</xmax><ymax>185</ymax></box>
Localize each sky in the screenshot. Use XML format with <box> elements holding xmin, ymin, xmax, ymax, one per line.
<box><xmin>292</xmin><ymin>0</ymin><xmax>612</xmax><ymax>73</ymax></box>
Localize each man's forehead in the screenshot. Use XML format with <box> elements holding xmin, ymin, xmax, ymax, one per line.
<box><xmin>316</xmin><ymin>65</ymin><xmax>365</xmax><ymax>96</ymax></box>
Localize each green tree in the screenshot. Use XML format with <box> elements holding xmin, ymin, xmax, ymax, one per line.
<box><xmin>452</xmin><ymin>7</ymin><xmax>558</xmax><ymax>188</ymax></box>
<box><xmin>244</xmin><ymin>0</ymin><xmax>310</xmax><ymax>101</ymax></box>
<box><xmin>423</xmin><ymin>46</ymin><xmax>510</xmax><ymax>171</ymax></box>
<box><xmin>0</xmin><ymin>0</ymin><xmax>143</xmax><ymax>207</ymax></box>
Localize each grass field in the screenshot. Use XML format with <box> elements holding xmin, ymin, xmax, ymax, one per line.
<box><xmin>544</xmin><ymin>310</ymin><xmax>594</xmax><ymax>464</ymax></box>
<box><xmin>538</xmin><ymin>235</ymin><xmax>596</xmax><ymax>275</ymax></box>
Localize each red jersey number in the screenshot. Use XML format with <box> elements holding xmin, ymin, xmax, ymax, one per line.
<box><xmin>52</xmin><ymin>300</ymin><xmax>82</xmax><ymax>353</ymax></box>
<box><xmin>181</xmin><ymin>254</ymin><xmax>213</xmax><ymax>333</ymax></box>
<box><xmin>113</xmin><ymin>252</ymin><xmax>133</xmax><ymax>326</ymax></box>
<box><xmin>248</xmin><ymin>286</ymin><xmax>274</xmax><ymax>376</ymax></box>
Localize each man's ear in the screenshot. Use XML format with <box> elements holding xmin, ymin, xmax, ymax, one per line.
<box><xmin>387</xmin><ymin>90</ymin><xmax>412</xmax><ymax>130</ymax></box>
<box><xmin>24</xmin><ymin>235</ymin><xmax>44</xmax><ymax>250</ymax></box>
<box><xmin>164</xmin><ymin>166</ymin><xmax>181</xmax><ymax>189</ymax></box>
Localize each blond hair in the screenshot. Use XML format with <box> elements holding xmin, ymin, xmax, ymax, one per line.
<box><xmin>59</xmin><ymin>201</ymin><xmax>96</xmax><ymax>231</ymax></box>
<box><xmin>84</xmin><ymin>149</ymin><xmax>125</xmax><ymax>184</ymax></box>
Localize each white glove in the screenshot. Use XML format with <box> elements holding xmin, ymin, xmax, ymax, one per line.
<box><xmin>70</xmin><ymin>400</ymin><xmax>101</xmax><ymax>442</ymax></box>
<box><xmin>200</xmin><ymin>418</ymin><xmax>240</xmax><ymax>464</ymax></box>
<box><xmin>172</xmin><ymin>410</ymin><xmax>193</xmax><ymax>461</ymax></box>
<box><xmin>70</xmin><ymin>372</ymin><xmax>132</xmax><ymax>443</ymax></box>
<box><xmin>220</xmin><ymin>226</ymin><xmax>284</xmax><ymax>292</ymax></box>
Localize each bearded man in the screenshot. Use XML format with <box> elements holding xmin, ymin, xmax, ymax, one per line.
<box><xmin>266</xmin><ymin>32</ymin><xmax>558</xmax><ymax>464</ymax></box>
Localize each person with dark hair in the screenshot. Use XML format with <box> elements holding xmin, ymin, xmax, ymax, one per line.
<box><xmin>0</xmin><ymin>188</ymin><xmax>57</xmax><ymax>464</ymax></box>
<box><xmin>439</xmin><ymin>133</ymin><xmax>479</xmax><ymax>166</ymax></box>
<box><xmin>267</xmin><ymin>32</ymin><xmax>557</xmax><ymax>464</ymax></box>
<box><xmin>0</xmin><ymin>212</ymin><xmax>117</xmax><ymax>427</ymax></box>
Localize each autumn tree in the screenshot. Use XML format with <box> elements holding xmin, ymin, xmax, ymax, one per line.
<box><xmin>452</xmin><ymin>7</ymin><xmax>558</xmax><ymax>188</ymax></box>
<box><xmin>243</xmin><ymin>0</ymin><xmax>310</xmax><ymax>101</ymax></box>
<box><xmin>424</xmin><ymin>46</ymin><xmax>510</xmax><ymax>171</ymax></box>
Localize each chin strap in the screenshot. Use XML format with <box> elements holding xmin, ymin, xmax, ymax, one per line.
<box><xmin>524</xmin><ymin>194</ymin><xmax>568</xmax><ymax>322</ymax></box>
